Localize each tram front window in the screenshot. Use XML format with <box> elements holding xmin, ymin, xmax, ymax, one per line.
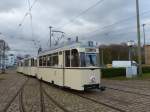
<box><xmin>86</xmin><ymin>53</ymin><xmax>97</xmax><ymax>66</ymax></box>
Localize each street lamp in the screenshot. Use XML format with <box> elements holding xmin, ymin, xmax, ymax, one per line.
<box><xmin>127</xmin><ymin>40</ymin><xmax>135</xmax><ymax>61</ymax></box>
<box><xmin>142</xmin><ymin>24</ymin><xmax>146</xmax><ymax>47</ymax></box>
<box><xmin>142</xmin><ymin>24</ymin><xmax>147</xmax><ymax>64</ymax></box>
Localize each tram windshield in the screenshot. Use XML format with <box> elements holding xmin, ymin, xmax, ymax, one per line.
<box><xmin>80</xmin><ymin>53</ymin><xmax>98</xmax><ymax>67</ymax></box>
<box><xmin>86</xmin><ymin>53</ymin><xmax>97</xmax><ymax>66</ymax></box>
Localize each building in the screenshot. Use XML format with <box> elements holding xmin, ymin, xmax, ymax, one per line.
<box><xmin>7</xmin><ymin>54</ymin><xmax>17</xmax><ymax>67</ymax></box>
<box><xmin>145</xmin><ymin>45</ymin><xmax>150</xmax><ymax>65</ymax></box>
<box><xmin>0</xmin><ymin>53</ymin><xmax>17</xmax><ymax>69</ymax></box>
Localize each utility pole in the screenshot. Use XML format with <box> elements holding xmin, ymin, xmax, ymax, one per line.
<box><xmin>49</xmin><ymin>26</ymin><xmax>53</xmax><ymax>48</ymax></box>
<box><xmin>136</xmin><ymin>0</ymin><xmax>142</xmax><ymax>75</ymax></box>
<box><xmin>101</xmin><ymin>49</ymin><xmax>104</xmax><ymax>66</ymax></box>
<box><xmin>142</xmin><ymin>24</ymin><xmax>146</xmax><ymax>47</ymax></box>
<box><xmin>142</xmin><ymin>24</ymin><xmax>146</xmax><ymax>64</ymax></box>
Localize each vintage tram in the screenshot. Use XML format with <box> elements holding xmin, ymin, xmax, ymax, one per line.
<box><xmin>17</xmin><ymin>41</ymin><xmax>104</xmax><ymax>91</ymax></box>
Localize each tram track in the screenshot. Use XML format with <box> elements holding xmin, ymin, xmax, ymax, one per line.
<box><xmin>103</xmin><ymin>81</ymin><xmax>150</xmax><ymax>90</ymax></box>
<box><xmin>40</xmin><ymin>81</ymin><xmax>45</xmax><ymax>112</ymax></box>
<box><xmin>42</xmin><ymin>83</ymin><xmax>71</xmax><ymax>112</ymax></box>
<box><xmin>68</xmin><ymin>91</ymin><xmax>126</xmax><ymax>112</ymax></box>
<box><xmin>106</xmin><ymin>86</ymin><xmax>150</xmax><ymax>97</ymax></box>
<box><xmin>19</xmin><ymin>88</ymin><xmax>26</xmax><ymax>112</ymax></box>
<box><xmin>3</xmin><ymin>77</ymin><xmax>28</xmax><ymax>112</ymax></box>
<box><xmin>43</xmin><ymin>83</ymin><xmax>125</xmax><ymax>112</ymax></box>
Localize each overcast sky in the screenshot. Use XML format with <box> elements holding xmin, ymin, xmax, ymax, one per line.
<box><xmin>0</xmin><ymin>0</ymin><xmax>150</xmax><ymax>56</ymax></box>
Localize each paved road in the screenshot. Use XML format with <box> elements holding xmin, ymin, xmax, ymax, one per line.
<box><xmin>0</xmin><ymin>70</ymin><xmax>150</xmax><ymax>112</ymax></box>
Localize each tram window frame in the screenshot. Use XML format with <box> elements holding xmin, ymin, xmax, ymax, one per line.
<box><xmin>34</xmin><ymin>59</ymin><xmax>37</xmax><ymax>67</ymax></box>
<box><xmin>25</xmin><ymin>60</ymin><xmax>29</xmax><ymax>66</ymax></box>
<box><xmin>71</xmin><ymin>49</ymin><xmax>79</xmax><ymax>67</ymax></box>
<box><xmin>85</xmin><ymin>53</ymin><xmax>97</xmax><ymax>66</ymax></box>
<box><xmin>59</xmin><ymin>51</ymin><xmax>62</xmax><ymax>55</ymax></box>
<box><xmin>31</xmin><ymin>59</ymin><xmax>34</xmax><ymax>67</ymax></box>
<box><xmin>39</xmin><ymin>56</ymin><xmax>43</xmax><ymax>66</ymax></box>
<box><xmin>65</xmin><ymin>50</ymin><xmax>70</xmax><ymax>67</ymax></box>
<box><xmin>52</xmin><ymin>53</ymin><xmax>58</xmax><ymax>66</ymax></box>
<box><xmin>47</xmin><ymin>55</ymin><xmax>52</xmax><ymax>66</ymax></box>
<box><xmin>42</xmin><ymin>56</ymin><xmax>47</xmax><ymax>66</ymax></box>
<box><xmin>80</xmin><ymin>52</ymin><xmax>86</xmax><ymax>67</ymax></box>
<box><xmin>21</xmin><ymin>62</ymin><xmax>23</xmax><ymax>66</ymax></box>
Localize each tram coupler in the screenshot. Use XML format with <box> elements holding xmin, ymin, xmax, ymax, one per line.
<box><xmin>99</xmin><ymin>86</ymin><xmax>106</xmax><ymax>91</ymax></box>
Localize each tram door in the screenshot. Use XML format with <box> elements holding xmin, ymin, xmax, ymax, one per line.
<box><xmin>54</xmin><ymin>51</ymin><xmax>63</xmax><ymax>86</ymax></box>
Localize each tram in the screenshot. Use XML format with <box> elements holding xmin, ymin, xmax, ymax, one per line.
<box><xmin>17</xmin><ymin>57</ymin><xmax>37</xmax><ymax>76</ymax></box>
<box><xmin>17</xmin><ymin>41</ymin><xmax>104</xmax><ymax>91</ymax></box>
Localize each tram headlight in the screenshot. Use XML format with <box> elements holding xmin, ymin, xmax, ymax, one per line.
<box><xmin>90</xmin><ymin>75</ymin><xmax>96</xmax><ymax>83</ymax></box>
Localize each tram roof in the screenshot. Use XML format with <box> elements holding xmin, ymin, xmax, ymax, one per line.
<box><xmin>38</xmin><ymin>41</ymin><xmax>97</xmax><ymax>56</ymax></box>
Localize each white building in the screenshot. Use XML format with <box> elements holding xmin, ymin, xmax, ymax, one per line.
<box><xmin>0</xmin><ymin>53</ymin><xmax>17</xmax><ymax>69</ymax></box>
<box><xmin>7</xmin><ymin>54</ymin><xmax>17</xmax><ymax>67</ymax></box>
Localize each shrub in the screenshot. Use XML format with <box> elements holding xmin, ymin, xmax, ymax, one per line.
<box><xmin>101</xmin><ymin>68</ymin><xmax>126</xmax><ymax>78</ymax></box>
<box><xmin>142</xmin><ymin>66</ymin><xmax>150</xmax><ymax>73</ymax></box>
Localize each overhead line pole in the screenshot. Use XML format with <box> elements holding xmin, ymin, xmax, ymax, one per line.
<box><xmin>136</xmin><ymin>0</ymin><xmax>142</xmax><ymax>76</ymax></box>
<box><xmin>142</xmin><ymin>24</ymin><xmax>146</xmax><ymax>64</ymax></box>
<box><xmin>49</xmin><ymin>26</ymin><xmax>53</xmax><ymax>47</ymax></box>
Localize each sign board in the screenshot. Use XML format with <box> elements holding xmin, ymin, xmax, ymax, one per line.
<box><xmin>112</xmin><ymin>61</ymin><xmax>137</xmax><ymax>68</ymax></box>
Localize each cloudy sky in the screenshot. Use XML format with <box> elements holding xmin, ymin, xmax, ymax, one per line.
<box><xmin>0</xmin><ymin>0</ymin><xmax>150</xmax><ymax>56</ymax></box>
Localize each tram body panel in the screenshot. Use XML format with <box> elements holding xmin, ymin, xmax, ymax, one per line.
<box><xmin>64</xmin><ymin>69</ymin><xmax>83</xmax><ymax>90</ymax></box>
<box><xmin>81</xmin><ymin>69</ymin><xmax>101</xmax><ymax>84</ymax></box>
<box><xmin>30</xmin><ymin>67</ymin><xmax>37</xmax><ymax>76</ymax></box>
<box><xmin>64</xmin><ymin>68</ymin><xmax>101</xmax><ymax>90</ymax></box>
<box><xmin>22</xmin><ymin>67</ymin><xmax>29</xmax><ymax>75</ymax></box>
<box><xmin>38</xmin><ymin>67</ymin><xmax>64</xmax><ymax>86</ymax></box>
<box><xmin>17</xmin><ymin>67</ymin><xmax>23</xmax><ymax>73</ymax></box>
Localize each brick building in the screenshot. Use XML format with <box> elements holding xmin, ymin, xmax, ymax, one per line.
<box><xmin>145</xmin><ymin>45</ymin><xmax>150</xmax><ymax>65</ymax></box>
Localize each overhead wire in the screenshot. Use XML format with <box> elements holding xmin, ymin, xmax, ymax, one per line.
<box><xmin>18</xmin><ymin>0</ymin><xmax>39</xmax><ymax>27</ymax></box>
<box><xmin>80</xmin><ymin>9</ymin><xmax>150</xmax><ymax>37</ymax></box>
<box><xmin>84</xmin><ymin>20</ymin><xmax>150</xmax><ymax>41</ymax></box>
<box><xmin>57</xmin><ymin>0</ymin><xmax>105</xmax><ymax>29</ymax></box>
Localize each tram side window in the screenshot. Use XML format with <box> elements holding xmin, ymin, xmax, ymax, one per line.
<box><xmin>25</xmin><ymin>60</ymin><xmax>29</xmax><ymax>66</ymax></box>
<box><xmin>21</xmin><ymin>62</ymin><xmax>23</xmax><ymax>67</ymax></box>
<box><xmin>65</xmin><ymin>50</ymin><xmax>70</xmax><ymax>67</ymax></box>
<box><xmin>47</xmin><ymin>55</ymin><xmax>51</xmax><ymax>66</ymax></box>
<box><xmin>34</xmin><ymin>60</ymin><xmax>37</xmax><ymax>67</ymax></box>
<box><xmin>71</xmin><ymin>49</ymin><xmax>79</xmax><ymax>67</ymax></box>
<box><xmin>52</xmin><ymin>53</ymin><xmax>58</xmax><ymax>66</ymax></box>
<box><xmin>39</xmin><ymin>57</ymin><xmax>42</xmax><ymax>66</ymax></box>
<box><xmin>31</xmin><ymin>59</ymin><xmax>34</xmax><ymax>67</ymax></box>
<box><xmin>80</xmin><ymin>52</ymin><xmax>86</xmax><ymax>67</ymax></box>
<box><xmin>43</xmin><ymin>56</ymin><xmax>47</xmax><ymax>66</ymax></box>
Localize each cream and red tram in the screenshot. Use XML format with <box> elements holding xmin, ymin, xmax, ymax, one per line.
<box><xmin>37</xmin><ymin>42</ymin><xmax>102</xmax><ymax>91</ymax></box>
